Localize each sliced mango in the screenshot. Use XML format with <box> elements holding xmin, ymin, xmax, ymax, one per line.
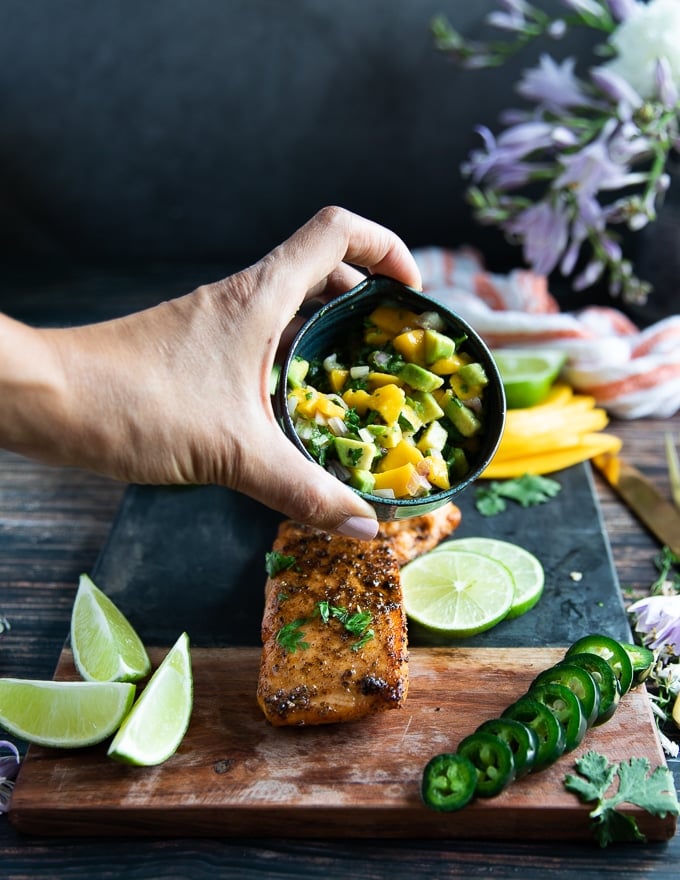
<box><xmin>481</xmin><ymin>432</ymin><xmax>623</xmax><ymax>479</ymax></box>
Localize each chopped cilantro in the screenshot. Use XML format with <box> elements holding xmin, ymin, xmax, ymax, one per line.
<box><xmin>475</xmin><ymin>474</ymin><xmax>562</xmax><ymax>516</ymax></box>
<box><xmin>344</xmin><ymin>408</ymin><xmax>361</xmax><ymax>434</ymax></box>
<box><xmin>275</xmin><ymin>619</ymin><xmax>310</xmax><ymax>653</ymax></box>
<box><xmin>314</xmin><ymin>601</ymin><xmax>374</xmax><ymax>650</ymax></box>
<box><xmin>265</xmin><ymin>551</ymin><xmax>297</xmax><ymax>577</ymax></box>
<box><xmin>564</xmin><ymin>750</ymin><xmax>679</xmax><ymax>847</ymax></box>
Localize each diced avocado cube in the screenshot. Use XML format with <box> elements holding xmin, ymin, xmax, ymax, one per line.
<box><xmin>334</xmin><ymin>437</ymin><xmax>377</xmax><ymax>470</ymax></box>
<box><xmin>287</xmin><ymin>356</ymin><xmax>310</xmax><ymax>389</ymax></box>
<box><xmin>448</xmin><ymin>447</ymin><xmax>469</xmax><ymax>478</ymax></box>
<box><xmin>410</xmin><ymin>390</ymin><xmax>445</xmax><ymax>423</ymax></box>
<box><xmin>348</xmin><ymin>468</ymin><xmax>376</xmax><ymax>494</ymax></box>
<box><xmin>398</xmin><ymin>363</ymin><xmax>444</xmax><ymax>393</ymax></box>
<box><xmin>416</xmin><ymin>420</ymin><xmax>448</xmax><ymax>453</ymax></box>
<box><xmin>425</xmin><ymin>329</ymin><xmax>456</xmax><ymax>364</ymax></box>
<box><xmin>442</xmin><ymin>394</ymin><xmax>482</xmax><ymax>437</ymax></box>
<box><xmin>458</xmin><ymin>362</ymin><xmax>488</xmax><ymax>388</ymax></box>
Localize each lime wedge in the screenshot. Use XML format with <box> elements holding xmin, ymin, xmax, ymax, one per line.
<box><xmin>431</xmin><ymin>537</ymin><xmax>544</xmax><ymax>619</ymax></box>
<box><xmin>492</xmin><ymin>349</ymin><xmax>566</xmax><ymax>409</ymax></box>
<box><xmin>71</xmin><ymin>574</ymin><xmax>151</xmax><ymax>683</ymax></box>
<box><xmin>107</xmin><ymin>632</ymin><xmax>192</xmax><ymax>766</ymax></box>
<box><xmin>0</xmin><ymin>678</ymin><xmax>135</xmax><ymax>748</ymax></box>
<box><xmin>401</xmin><ymin>550</ymin><xmax>515</xmax><ymax>636</ymax></box>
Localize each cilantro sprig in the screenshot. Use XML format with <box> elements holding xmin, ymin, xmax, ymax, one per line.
<box><xmin>275</xmin><ymin>601</ymin><xmax>375</xmax><ymax>654</ymax></box>
<box><xmin>265</xmin><ymin>551</ymin><xmax>298</xmax><ymax>577</ymax></box>
<box><xmin>564</xmin><ymin>751</ymin><xmax>679</xmax><ymax>847</ymax></box>
<box><xmin>475</xmin><ymin>474</ymin><xmax>561</xmax><ymax>516</ymax></box>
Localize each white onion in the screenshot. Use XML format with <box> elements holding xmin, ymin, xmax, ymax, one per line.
<box><xmin>373</xmin><ymin>488</ymin><xmax>396</xmax><ymax>499</ymax></box>
<box><xmin>328</xmin><ymin>416</ymin><xmax>348</xmax><ymax>436</ymax></box>
<box><xmin>350</xmin><ymin>365</ymin><xmax>370</xmax><ymax>379</ymax></box>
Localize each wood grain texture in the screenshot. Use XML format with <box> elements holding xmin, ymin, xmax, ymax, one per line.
<box><xmin>9</xmin><ymin>647</ymin><xmax>675</xmax><ymax>842</ymax></box>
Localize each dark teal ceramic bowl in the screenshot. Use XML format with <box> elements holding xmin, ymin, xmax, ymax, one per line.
<box><xmin>275</xmin><ymin>275</ymin><xmax>505</xmax><ymax>521</ymax></box>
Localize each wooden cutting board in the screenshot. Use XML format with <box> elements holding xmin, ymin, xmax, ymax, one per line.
<box><xmin>9</xmin><ymin>646</ymin><xmax>676</xmax><ymax>842</ymax></box>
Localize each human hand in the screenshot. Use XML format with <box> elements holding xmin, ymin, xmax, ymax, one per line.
<box><xmin>5</xmin><ymin>207</ymin><xmax>421</xmax><ymax>538</ymax></box>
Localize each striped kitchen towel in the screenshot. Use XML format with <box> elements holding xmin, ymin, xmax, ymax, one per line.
<box><xmin>414</xmin><ymin>247</ymin><xmax>680</xmax><ymax>419</ymax></box>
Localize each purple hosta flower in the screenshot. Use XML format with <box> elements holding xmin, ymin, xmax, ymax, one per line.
<box><xmin>506</xmin><ymin>198</ymin><xmax>571</xmax><ymax>275</ymax></box>
<box><xmin>560</xmin><ymin>194</ymin><xmax>606</xmax><ymax>275</ymax></box>
<box><xmin>463</xmin><ymin>121</ymin><xmax>559</xmax><ymax>189</ymax></box>
<box><xmin>590</xmin><ymin>65</ymin><xmax>643</xmax><ymax>117</ymax></box>
<box><xmin>656</xmin><ymin>57</ymin><xmax>680</xmax><ymax>109</ymax></box>
<box><xmin>555</xmin><ymin>120</ymin><xmax>648</xmax><ymax>198</ymax></box>
<box><xmin>629</xmin><ymin>595</ymin><xmax>680</xmax><ymax>656</ymax></box>
<box><xmin>486</xmin><ymin>0</ymin><xmax>533</xmax><ymax>33</ymax></box>
<box><xmin>517</xmin><ymin>55</ymin><xmax>596</xmax><ymax>113</ymax></box>
<box><xmin>0</xmin><ymin>741</ymin><xmax>20</xmax><ymax>814</ymax></box>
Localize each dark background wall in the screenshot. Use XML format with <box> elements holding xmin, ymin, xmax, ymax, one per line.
<box><xmin>0</xmin><ymin>0</ymin><xmax>581</xmax><ymax>269</ymax></box>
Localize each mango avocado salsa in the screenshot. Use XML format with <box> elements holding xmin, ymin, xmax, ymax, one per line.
<box><xmin>286</xmin><ymin>304</ymin><xmax>489</xmax><ymax>500</ymax></box>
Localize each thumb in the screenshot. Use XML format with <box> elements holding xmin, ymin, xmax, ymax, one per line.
<box><xmin>236</xmin><ymin>423</ymin><xmax>379</xmax><ymax>540</ymax></box>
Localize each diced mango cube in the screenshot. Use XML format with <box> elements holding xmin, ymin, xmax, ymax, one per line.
<box><xmin>368</xmin><ymin>384</ymin><xmax>406</xmax><ymax>425</ymax></box>
<box><xmin>367</xmin><ymin>305</ymin><xmax>419</xmax><ymax>336</ymax></box>
<box><xmin>377</xmin><ymin>439</ymin><xmax>424</xmax><ymax>473</ymax></box>
<box><xmin>342</xmin><ymin>388</ymin><xmax>372</xmax><ymax>416</ymax></box>
<box><xmin>364</xmin><ymin>326</ymin><xmax>392</xmax><ymax>347</ymax></box>
<box><xmin>366</xmin><ymin>423</ymin><xmax>402</xmax><ymax>449</ymax></box>
<box><xmin>367</xmin><ymin>371</ymin><xmax>403</xmax><ymax>390</ymax></box>
<box><xmin>373</xmin><ymin>462</ymin><xmax>424</xmax><ymax>498</ymax></box>
<box><xmin>328</xmin><ymin>368</ymin><xmax>349</xmax><ymax>393</ymax></box>
<box><xmin>316</xmin><ymin>394</ymin><xmax>348</xmax><ymax>420</ymax></box>
<box><xmin>423</xmin><ymin>455</ymin><xmax>450</xmax><ymax>490</ymax></box>
<box><xmin>429</xmin><ymin>354</ymin><xmax>466</xmax><ymax>375</ymax></box>
<box><xmin>289</xmin><ymin>387</ymin><xmax>319</xmax><ymax>419</ymax></box>
<box><xmin>392</xmin><ymin>329</ymin><xmax>426</xmax><ymax>365</ymax></box>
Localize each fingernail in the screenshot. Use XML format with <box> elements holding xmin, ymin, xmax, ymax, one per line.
<box><xmin>337</xmin><ymin>515</ymin><xmax>379</xmax><ymax>541</ymax></box>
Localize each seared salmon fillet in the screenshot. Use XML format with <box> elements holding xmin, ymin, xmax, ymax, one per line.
<box><xmin>376</xmin><ymin>503</ymin><xmax>462</xmax><ymax>565</ymax></box>
<box><xmin>257</xmin><ymin>504</ymin><xmax>460</xmax><ymax>726</ymax></box>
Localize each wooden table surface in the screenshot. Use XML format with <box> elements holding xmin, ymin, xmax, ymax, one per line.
<box><xmin>1</xmin><ymin>269</ymin><xmax>679</xmax><ymax>878</ymax></box>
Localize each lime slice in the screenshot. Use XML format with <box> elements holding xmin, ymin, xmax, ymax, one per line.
<box><xmin>431</xmin><ymin>538</ymin><xmax>544</xmax><ymax>619</ymax></box>
<box><xmin>107</xmin><ymin>632</ymin><xmax>192</xmax><ymax>766</ymax></box>
<box><xmin>71</xmin><ymin>574</ymin><xmax>151</xmax><ymax>683</ymax></box>
<box><xmin>0</xmin><ymin>678</ymin><xmax>135</xmax><ymax>748</ymax></box>
<box><xmin>401</xmin><ymin>550</ymin><xmax>515</xmax><ymax>636</ymax></box>
<box><xmin>492</xmin><ymin>349</ymin><xmax>566</xmax><ymax>409</ymax></box>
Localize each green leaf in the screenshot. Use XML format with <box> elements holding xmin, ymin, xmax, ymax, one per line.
<box><xmin>564</xmin><ymin>750</ymin><xmax>680</xmax><ymax>847</ymax></box>
<box><xmin>265</xmin><ymin>551</ymin><xmax>297</xmax><ymax>577</ymax></box>
<box><xmin>475</xmin><ymin>474</ymin><xmax>561</xmax><ymax>516</ymax></box>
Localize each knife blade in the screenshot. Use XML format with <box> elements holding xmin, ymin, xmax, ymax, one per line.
<box><xmin>593</xmin><ymin>453</ymin><xmax>680</xmax><ymax>556</ymax></box>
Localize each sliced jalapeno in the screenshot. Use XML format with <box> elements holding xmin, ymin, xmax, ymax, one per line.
<box><xmin>528</xmin><ymin>682</ymin><xmax>587</xmax><ymax>752</ymax></box>
<box><xmin>566</xmin><ymin>634</ymin><xmax>634</xmax><ymax>695</ymax></box>
<box><xmin>531</xmin><ymin>662</ymin><xmax>600</xmax><ymax>728</ymax></box>
<box><xmin>557</xmin><ymin>652</ymin><xmax>620</xmax><ymax>724</ymax></box>
<box><xmin>620</xmin><ymin>641</ymin><xmax>655</xmax><ymax>685</ymax></box>
<box><xmin>421</xmin><ymin>752</ymin><xmax>478</xmax><ymax>812</ymax></box>
<box><xmin>456</xmin><ymin>731</ymin><xmax>515</xmax><ymax>797</ymax></box>
<box><xmin>502</xmin><ymin>695</ymin><xmax>566</xmax><ymax>769</ymax></box>
<box><xmin>476</xmin><ymin>717</ymin><xmax>538</xmax><ymax>777</ymax></box>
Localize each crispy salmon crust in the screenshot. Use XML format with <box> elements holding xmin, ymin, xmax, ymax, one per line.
<box><xmin>257</xmin><ymin>504</ymin><xmax>460</xmax><ymax>726</ymax></box>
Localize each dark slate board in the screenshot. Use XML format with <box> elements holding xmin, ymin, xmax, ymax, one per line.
<box><xmin>91</xmin><ymin>463</ymin><xmax>631</xmax><ymax>649</ymax></box>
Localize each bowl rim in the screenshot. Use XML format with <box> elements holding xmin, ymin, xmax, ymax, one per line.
<box><xmin>275</xmin><ymin>274</ymin><xmax>506</xmax><ymax>515</ymax></box>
